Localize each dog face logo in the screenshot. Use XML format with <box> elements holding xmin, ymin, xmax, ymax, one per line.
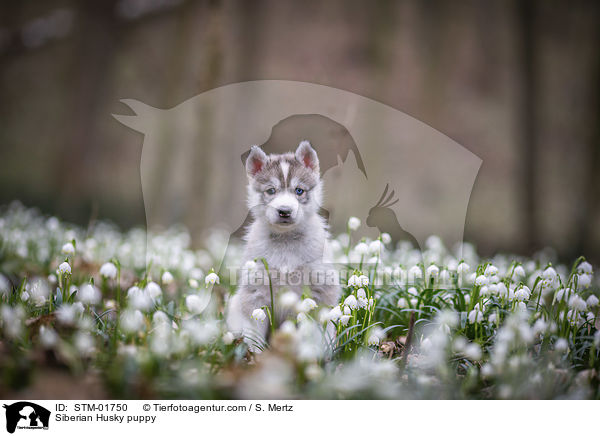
<box><xmin>3</xmin><ymin>402</ymin><xmax>50</xmax><ymax>433</ymax></box>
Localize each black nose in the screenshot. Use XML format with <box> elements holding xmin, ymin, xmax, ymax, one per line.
<box><xmin>278</xmin><ymin>208</ymin><xmax>292</xmax><ymax>218</ymax></box>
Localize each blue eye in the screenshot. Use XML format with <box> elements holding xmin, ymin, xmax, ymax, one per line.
<box><xmin>266</xmin><ymin>188</ymin><xmax>276</xmax><ymax>195</ymax></box>
<box><xmin>295</xmin><ymin>188</ymin><xmax>304</xmax><ymax>195</ymax></box>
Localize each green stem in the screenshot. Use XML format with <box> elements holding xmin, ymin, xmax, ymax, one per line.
<box><xmin>259</xmin><ymin>257</ymin><xmax>276</xmax><ymax>336</ymax></box>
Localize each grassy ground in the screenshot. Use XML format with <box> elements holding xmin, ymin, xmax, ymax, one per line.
<box><xmin>0</xmin><ymin>202</ymin><xmax>598</xmax><ymax>399</ymax></box>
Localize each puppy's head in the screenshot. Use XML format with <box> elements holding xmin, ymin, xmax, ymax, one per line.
<box><xmin>246</xmin><ymin>140</ymin><xmax>322</xmax><ymax>232</ymax></box>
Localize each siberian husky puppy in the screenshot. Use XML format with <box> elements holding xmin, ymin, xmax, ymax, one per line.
<box><xmin>226</xmin><ymin>141</ymin><xmax>340</xmax><ymax>345</ymax></box>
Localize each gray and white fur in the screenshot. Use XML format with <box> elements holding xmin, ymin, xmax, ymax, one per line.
<box><xmin>226</xmin><ymin>141</ymin><xmax>341</xmax><ymax>344</ymax></box>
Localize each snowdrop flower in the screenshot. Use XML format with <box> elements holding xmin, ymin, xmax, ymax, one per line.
<box><xmin>513</xmin><ymin>265</ymin><xmax>526</xmax><ymax>278</ymax></box>
<box><xmin>397</xmin><ymin>297</ymin><xmax>408</xmax><ymax>308</ymax></box>
<box><xmin>578</xmin><ymin>261</ymin><xmax>593</xmax><ymax>275</ymax></box>
<box><xmin>77</xmin><ymin>283</ymin><xmax>101</xmax><ymax>305</ymax></box>
<box><xmin>475</xmin><ymin>275</ymin><xmax>488</xmax><ymax>286</ymax></box>
<box><xmin>223</xmin><ymin>331</ymin><xmax>235</xmax><ymax>345</ymax></box>
<box><xmin>457</xmin><ymin>262</ymin><xmax>470</xmax><ymax>275</ymax></box>
<box><xmin>205</xmin><ymin>272</ymin><xmax>219</xmax><ymax>286</ymax></box>
<box><xmin>186</xmin><ymin>294</ymin><xmax>206</xmax><ymax>314</ymax></box>
<box><xmin>485</xmin><ymin>265</ymin><xmax>498</xmax><ymax>276</ymax></box>
<box><xmin>577</xmin><ymin>274</ymin><xmax>592</xmax><ymax>289</ymax></box>
<box><xmin>280</xmin><ymin>291</ymin><xmax>299</xmax><ymax>309</ymax></box>
<box><xmin>297</xmin><ymin>312</ymin><xmax>308</xmax><ymax>323</ymax></box>
<box><xmin>594</xmin><ymin>330</ymin><xmax>600</xmax><ymax>348</ymax></box>
<box><xmin>328</xmin><ymin>305</ymin><xmax>343</xmax><ymax>322</ymax></box>
<box><xmin>555</xmin><ymin>338</ymin><xmax>568</xmax><ymax>353</ymax></box>
<box><xmin>61</xmin><ymin>242</ymin><xmax>75</xmax><ymax>256</ymax></box>
<box><xmin>344</xmin><ymin>294</ymin><xmax>358</xmax><ymax>310</ymax></box>
<box><xmin>357</xmin><ymin>297</ymin><xmax>368</xmax><ymax>308</ymax></box>
<box><xmin>358</xmin><ymin>275</ymin><xmax>369</xmax><ymax>287</ymax></box>
<box><xmin>56</xmin><ymin>303</ymin><xmax>83</xmax><ymax>325</ymax></box>
<box><xmin>568</xmin><ymin>295</ymin><xmax>587</xmax><ymax>312</ymax></box>
<box><xmin>426</xmin><ymin>264</ymin><xmax>439</xmax><ymax>280</ymax></box>
<box><xmin>39</xmin><ymin>325</ymin><xmax>58</xmax><ymax>348</ymax></box>
<box><xmin>381</xmin><ymin>233</ymin><xmax>392</xmax><ymax>245</ymax></box>
<box><xmin>120</xmin><ymin>309</ymin><xmax>145</xmax><ymax>333</ymax></box>
<box><xmin>280</xmin><ymin>320</ymin><xmax>296</xmax><ymax>335</ymax></box>
<box><xmin>586</xmin><ymin>294</ymin><xmax>599</xmax><ymax>308</ymax></box>
<box><xmin>152</xmin><ymin>310</ymin><xmax>170</xmax><ymax>325</ymax></box>
<box><xmin>515</xmin><ymin>286</ymin><xmax>530</xmax><ymax>302</ymax></box>
<box><xmin>251</xmin><ymin>308</ymin><xmax>267</xmax><ymax>322</ymax></box>
<box><xmin>437</xmin><ymin>310</ymin><xmax>458</xmax><ymax>328</ymax></box>
<box><xmin>354</xmin><ymin>242</ymin><xmax>369</xmax><ymax>256</ymax></box>
<box><xmin>0</xmin><ymin>274</ymin><xmax>10</xmax><ymax>296</ymax></box>
<box><xmin>99</xmin><ymin>262</ymin><xmax>117</xmax><ymax>279</ymax></box>
<box><xmin>543</xmin><ymin>266</ymin><xmax>557</xmax><ymax>281</ymax></box>
<box><xmin>367</xmin><ymin>327</ymin><xmax>385</xmax><ymax>346</ymax></box>
<box><xmin>161</xmin><ymin>271</ymin><xmax>174</xmax><ymax>284</ymax></box>
<box><xmin>340</xmin><ymin>315</ymin><xmax>351</xmax><ymax>326</ymax></box>
<box><xmin>408</xmin><ymin>265</ymin><xmax>423</xmax><ymax>280</ymax></box>
<box><xmin>347</xmin><ymin>216</ymin><xmax>361</xmax><ymax>231</ymax></box>
<box><xmin>188</xmin><ymin>278</ymin><xmax>199</xmax><ymax>288</ymax></box>
<box><xmin>298</xmin><ymin>298</ymin><xmax>317</xmax><ymax>313</ymax></box>
<box><xmin>57</xmin><ymin>261</ymin><xmax>71</xmax><ymax>275</ymax></box>
<box><xmin>74</xmin><ymin>332</ymin><xmax>95</xmax><ymax>357</ymax></box>
<box><xmin>368</xmin><ymin>240</ymin><xmax>383</xmax><ymax>255</ymax></box>
<box><xmin>464</xmin><ymin>343</ymin><xmax>482</xmax><ymax>360</ymax></box>
<box><xmin>145</xmin><ymin>281</ymin><xmax>162</xmax><ymax>299</ymax></box>
<box><xmin>348</xmin><ymin>275</ymin><xmax>359</xmax><ymax>287</ymax></box>
<box><xmin>127</xmin><ymin>286</ymin><xmax>153</xmax><ymax>311</ymax></box>
<box><xmin>356</xmin><ymin>288</ymin><xmax>366</xmax><ymax>299</ymax></box>
<box><xmin>244</xmin><ymin>260</ymin><xmax>258</xmax><ymax>270</ymax></box>
<box><xmin>0</xmin><ymin>305</ymin><xmax>25</xmax><ymax>338</ymax></box>
<box><xmin>468</xmin><ymin>309</ymin><xmax>484</xmax><ymax>324</ymax></box>
<box><xmin>343</xmin><ymin>305</ymin><xmax>352</xmax><ymax>316</ymax></box>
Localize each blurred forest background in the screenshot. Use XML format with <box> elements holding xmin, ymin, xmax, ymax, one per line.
<box><xmin>0</xmin><ymin>0</ymin><xmax>599</xmax><ymax>262</ymax></box>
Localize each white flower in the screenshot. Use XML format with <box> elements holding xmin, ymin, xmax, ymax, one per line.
<box><xmin>127</xmin><ymin>286</ymin><xmax>153</xmax><ymax>311</ymax></box>
<box><xmin>280</xmin><ymin>320</ymin><xmax>296</xmax><ymax>335</ymax></box>
<box><xmin>475</xmin><ymin>275</ymin><xmax>488</xmax><ymax>286</ymax></box>
<box><xmin>186</xmin><ymin>294</ymin><xmax>205</xmax><ymax>314</ymax></box>
<box><xmin>188</xmin><ymin>278</ymin><xmax>199</xmax><ymax>288</ymax></box>
<box><xmin>39</xmin><ymin>325</ymin><xmax>58</xmax><ymax>348</ymax></box>
<box><xmin>56</xmin><ymin>303</ymin><xmax>82</xmax><ymax>325</ymax></box>
<box><xmin>468</xmin><ymin>309</ymin><xmax>483</xmax><ymax>324</ymax></box>
<box><xmin>457</xmin><ymin>262</ymin><xmax>470</xmax><ymax>275</ymax></box>
<box><xmin>280</xmin><ymin>291</ymin><xmax>299</xmax><ymax>309</ymax></box>
<box><xmin>244</xmin><ymin>260</ymin><xmax>258</xmax><ymax>270</ymax></box>
<box><xmin>205</xmin><ymin>272</ymin><xmax>220</xmax><ymax>286</ymax></box>
<box><xmin>343</xmin><ymin>305</ymin><xmax>351</xmax><ymax>315</ymax></box>
<box><xmin>485</xmin><ymin>265</ymin><xmax>498</xmax><ymax>276</ymax></box>
<box><xmin>152</xmin><ymin>311</ymin><xmax>170</xmax><ymax>325</ymax></box>
<box><xmin>358</xmin><ymin>297</ymin><xmax>368</xmax><ymax>308</ymax></box>
<box><xmin>426</xmin><ymin>264</ymin><xmax>439</xmax><ymax>279</ymax></box>
<box><xmin>578</xmin><ymin>261</ymin><xmax>593</xmax><ymax>275</ymax></box>
<box><xmin>120</xmin><ymin>309</ymin><xmax>145</xmax><ymax>333</ymax></box>
<box><xmin>586</xmin><ymin>295</ymin><xmax>599</xmax><ymax>308</ymax></box>
<box><xmin>515</xmin><ymin>287</ymin><xmax>530</xmax><ymax>302</ymax></box>
<box><xmin>381</xmin><ymin>233</ymin><xmax>392</xmax><ymax>245</ymax></box>
<box><xmin>577</xmin><ymin>274</ymin><xmax>592</xmax><ymax>289</ymax></box>
<box><xmin>554</xmin><ymin>338</ymin><xmax>568</xmax><ymax>353</ymax></box>
<box><xmin>145</xmin><ymin>281</ymin><xmax>162</xmax><ymax>299</ymax></box>
<box><xmin>223</xmin><ymin>331</ymin><xmax>235</xmax><ymax>345</ymax></box>
<box><xmin>348</xmin><ymin>275</ymin><xmax>359</xmax><ymax>287</ymax></box>
<box><xmin>21</xmin><ymin>291</ymin><xmax>30</xmax><ymax>301</ymax></box>
<box><xmin>99</xmin><ymin>262</ymin><xmax>117</xmax><ymax>279</ymax></box>
<box><xmin>354</xmin><ymin>242</ymin><xmax>369</xmax><ymax>256</ymax></box>
<box><xmin>57</xmin><ymin>261</ymin><xmax>71</xmax><ymax>275</ymax></box>
<box><xmin>344</xmin><ymin>294</ymin><xmax>358</xmax><ymax>310</ymax></box>
<box><xmin>356</xmin><ymin>288</ymin><xmax>366</xmax><ymax>299</ymax></box>
<box><xmin>542</xmin><ymin>266</ymin><xmax>557</xmax><ymax>281</ymax></box>
<box><xmin>77</xmin><ymin>283</ymin><xmax>101</xmax><ymax>305</ymax></box>
<box><xmin>297</xmin><ymin>312</ymin><xmax>308</xmax><ymax>323</ymax></box>
<box><xmin>358</xmin><ymin>275</ymin><xmax>369</xmax><ymax>287</ymax></box>
<box><xmin>513</xmin><ymin>265</ymin><xmax>525</xmax><ymax>278</ymax></box>
<box><xmin>298</xmin><ymin>298</ymin><xmax>317</xmax><ymax>313</ymax></box>
<box><xmin>348</xmin><ymin>217</ymin><xmax>361</xmax><ymax>231</ymax></box>
<box><xmin>464</xmin><ymin>343</ymin><xmax>482</xmax><ymax>360</ymax></box>
<box><xmin>251</xmin><ymin>308</ymin><xmax>267</xmax><ymax>322</ymax></box>
<box><xmin>340</xmin><ymin>315</ymin><xmax>351</xmax><ymax>326</ymax></box>
<box><xmin>368</xmin><ymin>240</ymin><xmax>383</xmax><ymax>255</ymax></box>
<box><xmin>397</xmin><ymin>297</ymin><xmax>408</xmax><ymax>308</ymax></box>
<box><xmin>161</xmin><ymin>271</ymin><xmax>174</xmax><ymax>284</ymax></box>
<box><xmin>0</xmin><ymin>275</ymin><xmax>11</xmax><ymax>296</ymax></box>
<box><xmin>408</xmin><ymin>287</ymin><xmax>419</xmax><ymax>296</ymax></box>
<box><xmin>74</xmin><ymin>332</ymin><xmax>95</xmax><ymax>356</ymax></box>
<box><xmin>61</xmin><ymin>242</ymin><xmax>75</xmax><ymax>256</ymax></box>
<box><xmin>409</xmin><ymin>265</ymin><xmax>423</xmax><ymax>280</ymax></box>
<box><xmin>568</xmin><ymin>295</ymin><xmax>587</xmax><ymax>312</ymax></box>
<box><xmin>328</xmin><ymin>305</ymin><xmax>343</xmax><ymax>322</ymax></box>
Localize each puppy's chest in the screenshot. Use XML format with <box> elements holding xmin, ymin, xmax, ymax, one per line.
<box><xmin>246</xmin><ymin>237</ymin><xmax>321</xmax><ymax>271</ymax></box>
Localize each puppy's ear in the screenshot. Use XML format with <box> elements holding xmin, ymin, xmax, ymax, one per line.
<box><xmin>295</xmin><ymin>140</ymin><xmax>319</xmax><ymax>173</ymax></box>
<box><xmin>246</xmin><ymin>145</ymin><xmax>268</xmax><ymax>177</ymax></box>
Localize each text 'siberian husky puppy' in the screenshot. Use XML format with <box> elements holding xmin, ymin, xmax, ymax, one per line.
<box><xmin>227</xmin><ymin>141</ymin><xmax>341</xmax><ymax>344</ymax></box>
